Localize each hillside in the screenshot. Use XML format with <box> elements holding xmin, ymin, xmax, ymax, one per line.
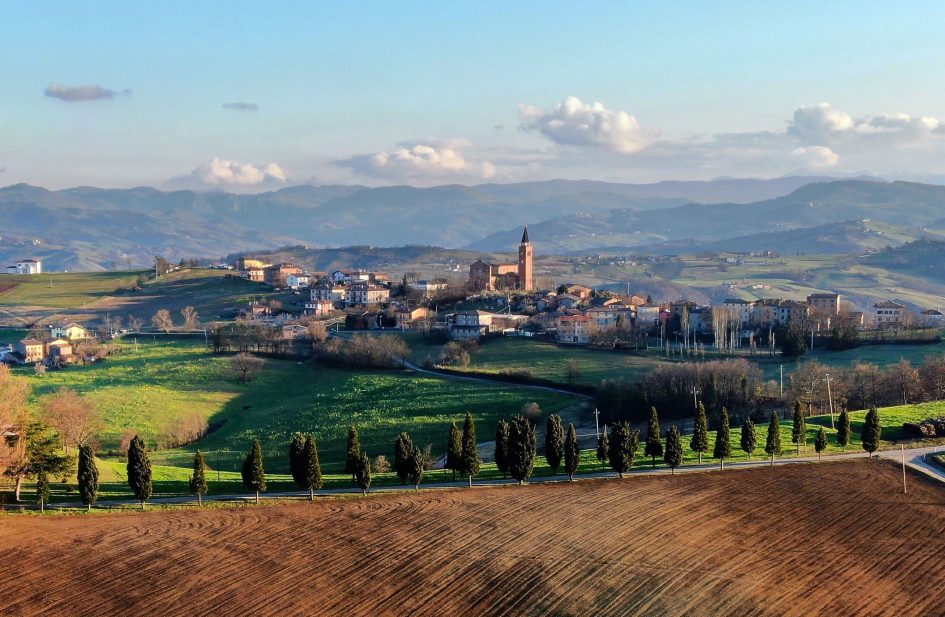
<box><xmin>470</xmin><ymin>180</ymin><xmax>945</xmax><ymax>253</ymax></box>
<box><xmin>2</xmin><ymin>462</ymin><xmax>943</xmax><ymax>616</ymax></box>
<box><xmin>0</xmin><ymin>176</ymin><xmax>846</xmax><ymax>270</ymax></box>
<box><xmin>864</xmin><ymin>238</ymin><xmax>945</xmax><ymax>281</ymax></box>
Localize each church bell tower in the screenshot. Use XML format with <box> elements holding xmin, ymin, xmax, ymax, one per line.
<box><xmin>518</xmin><ymin>225</ymin><xmax>533</xmax><ymax>291</ymax></box>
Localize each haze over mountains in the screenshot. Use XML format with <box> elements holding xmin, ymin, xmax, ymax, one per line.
<box><xmin>2</xmin><ymin>175</ymin><xmax>944</xmax><ymax>271</ymax></box>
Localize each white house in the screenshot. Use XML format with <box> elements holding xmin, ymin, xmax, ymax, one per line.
<box><xmin>286</xmin><ymin>273</ymin><xmax>311</xmax><ymax>289</ymax></box>
<box><xmin>872</xmin><ymin>300</ymin><xmax>905</xmax><ymax>327</ymax></box>
<box><xmin>50</xmin><ymin>322</ymin><xmax>91</xmax><ymax>340</ymax></box>
<box><xmin>311</xmin><ymin>281</ymin><xmax>347</xmax><ymax>304</ymax></box>
<box><xmin>5</xmin><ymin>259</ymin><xmax>42</xmax><ymax>274</ymax></box>
<box><xmin>304</xmin><ymin>299</ymin><xmax>335</xmax><ymax>317</ymax></box>
<box><xmin>413</xmin><ymin>279</ymin><xmax>448</xmax><ymax>297</ymax></box>
<box><xmin>449</xmin><ymin>311</ymin><xmax>494</xmax><ymax>340</ymax></box>
<box><xmin>346</xmin><ymin>282</ymin><xmax>390</xmax><ymax>306</ymax></box>
<box><xmin>721</xmin><ymin>298</ymin><xmax>753</xmax><ymax>327</ymax></box>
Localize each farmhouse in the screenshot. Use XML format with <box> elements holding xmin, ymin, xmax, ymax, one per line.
<box><xmin>50</xmin><ymin>322</ymin><xmax>91</xmax><ymax>340</ymax></box>
<box><xmin>264</xmin><ymin>263</ymin><xmax>302</xmax><ymax>287</ymax></box>
<box><xmin>46</xmin><ymin>338</ymin><xmax>74</xmax><ymax>362</ymax></box>
<box><xmin>4</xmin><ymin>259</ymin><xmax>42</xmax><ymax>275</ymax></box>
<box><xmin>396</xmin><ymin>306</ymin><xmax>431</xmax><ymax>329</ymax></box>
<box><xmin>448</xmin><ymin>310</ymin><xmax>494</xmax><ymax>340</ymax></box>
<box><xmin>872</xmin><ymin>300</ymin><xmax>905</xmax><ymax>326</ymax></box>
<box><xmin>13</xmin><ymin>339</ymin><xmax>45</xmax><ymax>363</ymax></box>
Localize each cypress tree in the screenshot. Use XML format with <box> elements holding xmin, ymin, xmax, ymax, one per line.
<box><xmin>459</xmin><ymin>412</ymin><xmax>480</xmax><ymax>487</ymax></box>
<box><xmin>189</xmin><ymin>450</ymin><xmax>209</xmax><ymax>506</ymax></box>
<box><xmin>36</xmin><ymin>468</ymin><xmax>50</xmax><ymax>513</ymax></box>
<box><xmin>494</xmin><ymin>419</ymin><xmax>510</xmax><ymax>478</ymax></box>
<box><xmin>814</xmin><ymin>427</ymin><xmax>828</xmax><ymax>461</ymax></box>
<box><xmin>77</xmin><ymin>444</ymin><xmax>98</xmax><ymax>512</ymax></box>
<box><xmin>302</xmin><ymin>436</ymin><xmax>323</xmax><ymax>500</ymax></box>
<box><xmin>241</xmin><ymin>439</ymin><xmax>266</xmax><ymax>503</ymax></box>
<box><xmin>607</xmin><ymin>421</ymin><xmax>639</xmax><ymax>478</ymax></box>
<box><xmin>508</xmin><ymin>415</ymin><xmax>537</xmax><ymax>484</ymax></box>
<box><xmin>344</xmin><ymin>426</ymin><xmax>361</xmax><ymax>484</ymax></box>
<box><xmin>288</xmin><ymin>432</ymin><xmax>306</xmax><ymax>486</ymax></box>
<box><xmin>393</xmin><ymin>431</ymin><xmax>414</xmax><ymax>484</ymax></box>
<box><xmin>126</xmin><ymin>435</ymin><xmax>153</xmax><ymax>510</ymax></box>
<box><xmin>861</xmin><ymin>407</ymin><xmax>881</xmax><ymax>457</ymax></box>
<box><xmin>355</xmin><ymin>452</ymin><xmax>372</xmax><ymax>495</ymax></box>
<box><xmin>765</xmin><ymin>411</ymin><xmax>782</xmax><ymax>466</ymax></box>
<box><xmin>664</xmin><ymin>425</ymin><xmax>683</xmax><ymax>474</ymax></box>
<box><xmin>407</xmin><ymin>446</ymin><xmax>424</xmax><ymax>490</ymax></box>
<box><xmin>836</xmin><ymin>409</ymin><xmax>851</xmax><ymax>452</ymax></box>
<box><xmin>740</xmin><ymin>416</ymin><xmax>757</xmax><ymax>459</ymax></box>
<box><xmin>596</xmin><ymin>429</ymin><xmax>609</xmax><ymax>471</ymax></box>
<box><xmin>713</xmin><ymin>407</ymin><xmax>732</xmax><ymax>469</ymax></box>
<box><xmin>544</xmin><ymin>414</ymin><xmax>565</xmax><ymax>474</ymax></box>
<box><xmin>791</xmin><ymin>400</ymin><xmax>806</xmax><ymax>455</ymax></box>
<box><xmin>691</xmin><ymin>402</ymin><xmax>709</xmax><ymax>463</ymax></box>
<box><xmin>563</xmin><ymin>423</ymin><xmax>580</xmax><ymax>481</ymax></box>
<box><xmin>644</xmin><ymin>406</ymin><xmax>663</xmax><ymax>467</ymax></box>
<box><xmin>445</xmin><ymin>421</ymin><xmax>462</xmax><ymax>482</ymax></box>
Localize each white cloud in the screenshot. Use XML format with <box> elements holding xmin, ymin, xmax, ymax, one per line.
<box><xmin>788</xmin><ymin>102</ymin><xmax>942</xmax><ymax>145</ymax></box>
<box><xmin>791</xmin><ymin>146</ymin><xmax>839</xmax><ymax>168</ymax></box>
<box><xmin>191</xmin><ymin>158</ymin><xmax>287</xmax><ymax>186</ymax></box>
<box><xmin>337</xmin><ymin>141</ymin><xmax>496</xmax><ymax>183</ymax></box>
<box><xmin>518</xmin><ymin>96</ymin><xmax>655</xmax><ymax>154</ymax></box>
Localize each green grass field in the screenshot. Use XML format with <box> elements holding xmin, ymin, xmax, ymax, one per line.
<box><xmin>0</xmin><ymin>270</ymin><xmax>145</xmax><ymax>308</ymax></box>
<box><xmin>16</xmin><ymin>338</ymin><xmax>579</xmax><ymax>473</ymax></box>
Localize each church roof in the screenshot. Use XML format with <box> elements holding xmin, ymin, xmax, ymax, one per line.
<box><xmin>521</xmin><ymin>225</ymin><xmax>530</xmax><ymax>244</ymax></box>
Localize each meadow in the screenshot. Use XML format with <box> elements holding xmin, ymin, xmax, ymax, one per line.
<box><xmin>0</xmin><ymin>270</ymin><xmax>145</xmax><ymax>309</ymax></box>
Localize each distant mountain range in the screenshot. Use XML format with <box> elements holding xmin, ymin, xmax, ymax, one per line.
<box><xmin>2</xmin><ymin>175</ymin><xmax>942</xmax><ymax>271</ymax></box>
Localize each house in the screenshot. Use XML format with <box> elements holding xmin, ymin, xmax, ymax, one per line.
<box><xmin>449</xmin><ymin>311</ymin><xmax>494</xmax><ymax>340</ymax></box>
<box><xmin>872</xmin><ymin>300</ymin><xmax>905</xmax><ymax>327</ymax></box>
<box><xmin>331</xmin><ymin>270</ymin><xmax>353</xmax><ymax>284</ymax></box>
<box><xmin>286</xmin><ymin>273</ymin><xmax>311</xmax><ymax>289</ymax></box>
<box><xmin>413</xmin><ymin>279</ymin><xmax>448</xmax><ymax>297</ymax></box>
<box><xmin>776</xmin><ymin>300</ymin><xmax>810</xmax><ymax>326</ymax></box>
<box><xmin>311</xmin><ymin>280</ymin><xmax>347</xmax><ymax>303</ymax></box>
<box><xmin>14</xmin><ymin>339</ymin><xmax>45</xmax><ymax>363</ymax></box>
<box><xmin>238</xmin><ymin>303</ymin><xmax>271</xmax><ymax>320</ymax></box>
<box><xmin>535</xmin><ymin>293</ymin><xmax>558</xmax><ymax>312</ymax></box>
<box><xmin>920</xmin><ymin>309</ymin><xmax>944</xmax><ymax>327</ymax></box>
<box><xmin>556</xmin><ymin>315</ymin><xmax>594</xmax><ymax>344</ymax></box>
<box><xmin>346</xmin><ymin>282</ymin><xmax>390</xmax><ymax>306</ymax></box>
<box><xmin>46</xmin><ymin>338</ymin><xmax>74</xmax><ymax>362</ymax></box>
<box><xmin>564</xmin><ymin>284</ymin><xmax>593</xmax><ymax>301</ymax></box>
<box><xmin>555</xmin><ymin>294</ymin><xmax>583</xmax><ymax>310</ymax></box>
<box><xmin>281</xmin><ymin>324</ymin><xmax>309</xmax><ymax>340</ymax></box>
<box><xmin>50</xmin><ymin>322</ymin><xmax>91</xmax><ymax>340</ymax></box>
<box><xmin>585</xmin><ymin>306</ymin><xmax>634</xmax><ymax>330</ymax></box>
<box><xmin>264</xmin><ymin>263</ymin><xmax>302</xmax><ymax>287</ymax></box>
<box><xmin>234</xmin><ymin>257</ymin><xmax>271</xmax><ymax>282</ymax></box>
<box><xmin>751</xmin><ymin>299</ymin><xmax>781</xmax><ymax>328</ymax></box>
<box><xmin>5</xmin><ymin>259</ymin><xmax>42</xmax><ymax>275</ymax></box>
<box><xmin>635</xmin><ymin>304</ymin><xmax>661</xmax><ymax>330</ymax></box>
<box><xmin>721</xmin><ymin>298</ymin><xmax>753</xmax><ymax>327</ymax></box>
<box><xmin>304</xmin><ymin>299</ymin><xmax>336</xmax><ymax>317</ymax></box>
<box><xmin>396</xmin><ymin>307</ymin><xmax>432</xmax><ymax>329</ymax></box>
<box><xmin>807</xmin><ymin>293</ymin><xmax>841</xmax><ymax>316</ymax></box>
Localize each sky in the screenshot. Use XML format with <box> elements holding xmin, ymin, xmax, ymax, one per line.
<box><xmin>2</xmin><ymin>1</ymin><xmax>945</xmax><ymax>190</ymax></box>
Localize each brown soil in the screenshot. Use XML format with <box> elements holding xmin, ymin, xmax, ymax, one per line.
<box><xmin>2</xmin><ymin>460</ymin><xmax>944</xmax><ymax>616</ymax></box>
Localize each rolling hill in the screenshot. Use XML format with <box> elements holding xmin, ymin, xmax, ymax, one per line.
<box><xmin>0</xmin><ymin>176</ymin><xmax>848</xmax><ymax>271</ymax></box>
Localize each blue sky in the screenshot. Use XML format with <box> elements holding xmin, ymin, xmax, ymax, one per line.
<box><xmin>3</xmin><ymin>2</ymin><xmax>945</xmax><ymax>189</ymax></box>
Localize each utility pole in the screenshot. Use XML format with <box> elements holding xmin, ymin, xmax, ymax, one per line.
<box><xmin>825</xmin><ymin>373</ymin><xmax>835</xmax><ymax>429</ymax></box>
<box><xmin>780</xmin><ymin>365</ymin><xmax>784</xmax><ymax>397</ymax></box>
<box><xmin>692</xmin><ymin>386</ymin><xmax>700</xmax><ymax>410</ymax></box>
<box><xmin>901</xmin><ymin>445</ymin><xmax>907</xmax><ymax>494</ymax></box>
<box><xmin>594</xmin><ymin>408</ymin><xmax>601</xmax><ymax>439</ymax></box>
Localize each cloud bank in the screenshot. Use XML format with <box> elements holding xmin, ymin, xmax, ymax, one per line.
<box><xmin>44</xmin><ymin>83</ymin><xmax>130</xmax><ymax>102</ymax></box>
<box><xmin>190</xmin><ymin>158</ymin><xmax>287</xmax><ymax>187</ymax></box>
<box><xmin>337</xmin><ymin>140</ymin><xmax>496</xmax><ymax>183</ymax></box>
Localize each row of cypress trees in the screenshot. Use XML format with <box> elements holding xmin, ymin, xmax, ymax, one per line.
<box><xmin>593</xmin><ymin>402</ymin><xmax>883</xmax><ymax>476</ymax></box>
<box><xmin>67</xmin><ymin>405</ymin><xmax>885</xmax><ymax>511</ymax></box>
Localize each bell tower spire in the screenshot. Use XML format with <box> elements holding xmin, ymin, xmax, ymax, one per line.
<box><xmin>518</xmin><ymin>225</ymin><xmax>533</xmax><ymax>291</ymax></box>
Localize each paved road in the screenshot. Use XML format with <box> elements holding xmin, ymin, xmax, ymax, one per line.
<box><xmin>13</xmin><ymin>444</ymin><xmax>943</xmax><ymax>513</ymax></box>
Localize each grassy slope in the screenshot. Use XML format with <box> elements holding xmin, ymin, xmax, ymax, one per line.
<box><xmin>0</xmin><ymin>270</ymin><xmax>145</xmax><ymax>308</ymax></box>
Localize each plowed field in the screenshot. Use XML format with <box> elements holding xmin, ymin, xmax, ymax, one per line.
<box><xmin>2</xmin><ymin>461</ymin><xmax>944</xmax><ymax>616</ymax></box>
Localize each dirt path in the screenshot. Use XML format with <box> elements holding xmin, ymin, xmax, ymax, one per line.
<box><xmin>2</xmin><ymin>460</ymin><xmax>944</xmax><ymax>616</ymax></box>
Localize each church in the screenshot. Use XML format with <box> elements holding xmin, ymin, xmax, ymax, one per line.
<box><xmin>468</xmin><ymin>226</ymin><xmax>534</xmax><ymax>291</ymax></box>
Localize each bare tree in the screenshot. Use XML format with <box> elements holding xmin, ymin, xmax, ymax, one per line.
<box><xmin>127</xmin><ymin>315</ymin><xmax>144</xmax><ymax>332</ymax></box>
<box><xmin>231</xmin><ymin>352</ymin><xmax>264</xmax><ymax>383</ymax></box>
<box><xmin>151</xmin><ymin>308</ymin><xmax>173</xmax><ymax>333</ymax></box>
<box><xmin>41</xmin><ymin>387</ymin><xmax>101</xmax><ymax>453</ymax></box>
<box><xmin>565</xmin><ymin>360</ymin><xmax>581</xmax><ymax>385</ymax></box>
<box><xmin>0</xmin><ymin>365</ymin><xmax>31</xmax><ymax>475</ymax></box>
<box><xmin>181</xmin><ymin>306</ymin><xmax>200</xmax><ymax>332</ymax></box>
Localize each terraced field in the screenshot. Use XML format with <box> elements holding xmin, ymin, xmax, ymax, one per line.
<box><xmin>2</xmin><ymin>460</ymin><xmax>942</xmax><ymax>616</ymax></box>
